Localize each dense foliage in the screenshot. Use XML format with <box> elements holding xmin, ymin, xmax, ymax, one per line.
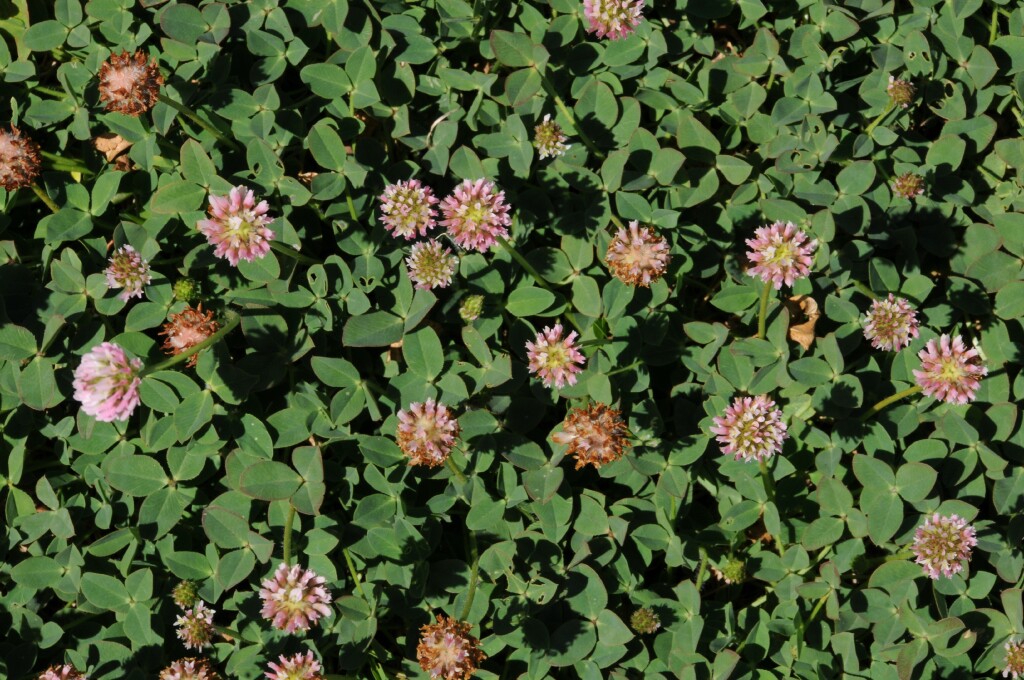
<box><xmin>2</xmin><ymin>0</ymin><xmax>1024</xmax><ymax>678</ymax></box>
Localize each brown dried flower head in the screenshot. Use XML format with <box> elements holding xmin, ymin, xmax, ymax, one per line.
<box><xmin>552</xmin><ymin>403</ymin><xmax>631</xmax><ymax>470</ymax></box>
<box><xmin>160</xmin><ymin>304</ymin><xmax>220</xmax><ymax>368</ymax></box>
<box><xmin>98</xmin><ymin>50</ymin><xmax>164</xmax><ymax>116</ymax></box>
<box><xmin>0</xmin><ymin>125</ymin><xmax>42</xmax><ymax>191</ymax></box>
<box><xmin>417</xmin><ymin>615</ymin><xmax>486</xmax><ymax>680</ymax></box>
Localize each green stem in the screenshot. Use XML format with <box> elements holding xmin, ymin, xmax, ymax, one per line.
<box><xmin>343</xmin><ymin>547</ymin><xmax>368</xmax><ymax>600</ymax></box>
<box><xmin>31</xmin><ymin>182</ymin><xmax>60</xmax><ymax>213</ymax></box>
<box><xmin>282</xmin><ymin>503</ymin><xmax>296</xmax><ymax>566</ymax></box>
<box><xmin>157</xmin><ymin>93</ymin><xmax>243</xmax><ymax>152</ymax></box>
<box><xmin>446</xmin><ymin>455</ymin><xmax>468</xmax><ymax>484</ymax></box>
<box><xmin>459</xmin><ymin>529</ymin><xmax>480</xmax><ymax>621</ymax></box>
<box><xmin>760</xmin><ymin>459</ymin><xmax>784</xmax><ymax>557</ymax></box>
<box><xmin>989</xmin><ymin>5</ymin><xmax>999</xmax><ymax>45</ymax></box>
<box><xmin>270</xmin><ymin>239</ymin><xmax>321</xmax><ymax>265</ymax></box>
<box><xmin>33</xmin><ymin>85</ymin><xmax>68</xmax><ymax>98</ymax></box>
<box><xmin>864</xmin><ymin>100</ymin><xmax>895</xmax><ymax>137</ymax></box>
<box><xmin>538</xmin><ymin>70</ymin><xmax>603</xmax><ymax>159</ymax></box>
<box><xmin>139</xmin><ymin>311</ymin><xmax>241</xmax><ymax>376</ymax></box>
<box><xmin>40</xmin><ymin>150</ymin><xmax>90</xmax><ymax>173</ymax></box>
<box><xmin>695</xmin><ymin>546</ymin><xmax>709</xmax><ymax>590</ymax></box>
<box><xmin>756</xmin><ymin>281</ymin><xmax>772</xmax><ymax>339</ymax></box>
<box><xmin>213</xmin><ymin>624</ymin><xmax>242</xmax><ymax>639</ymax></box>
<box><xmin>497</xmin><ymin>234</ymin><xmax>585</xmax><ymax>335</ymax></box>
<box><xmin>862</xmin><ymin>384</ymin><xmax>923</xmax><ymax>420</ymax></box>
<box><xmin>851</xmin><ymin>280</ymin><xmax>879</xmax><ymax>300</ymax></box>
<box><xmin>933</xmin><ymin>580</ymin><xmax>948</xmax><ymax>618</ymax></box>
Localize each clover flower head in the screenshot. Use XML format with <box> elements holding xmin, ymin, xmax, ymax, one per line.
<box><xmin>379</xmin><ymin>179</ymin><xmax>439</xmax><ymax>239</ymax></box>
<box><xmin>862</xmin><ymin>294</ymin><xmax>920</xmax><ymax>351</ymax></box>
<box><xmin>38</xmin><ymin>665</ymin><xmax>87</xmax><ymax>680</ymax></box>
<box><xmin>459</xmin><ymin>295</ymin><xmax>484</xmax><ymax>322</ymax></box>
<box><xmin>583</xmin><ymin>0</ymin><xmax>645</xmax><ymax>40</ymax></box>
<box><xmin>0</xmin><ymin>125</ymin><xmax>41</xmax><ymax>191</ymax></box>
<box><xmin>258</xmin><ymin>563</ymin><xmax>333</xmax><ymax>633</ymax></box>
<box><xmin>173</xmin><ymin>277</ymin><xmax>201</xmax><ymax>304</ymax></box>
<box><xmin>407</xmin><ymin>239</ymin><xmax>458</xmax><ymax>290</ymax></box>
<box><xmin>746</xmin><ymin>221</ymin><xmax>817</xmax><ymax>290</ymax></box>
<box><xmin>417</xmin><ymin>615</ymin><xmax>486</xmax><ymax>680</ymax></box>
<box><xmin>265</xmin><ymin>651</ymin><xmax>322</xmax><ymax>680</ymax></box>
<box><xmin>605</xmin><ymin>220</ymin><xmax>671</xmax><ymax>287</ymax></box>
<box><xmin>630</xmin><ymin>608</ymin><xmax>660</xmax><ymax>634</ymax></box>
<box><xmin>397</xmin><ymin>399</ymin><xmax>460</xmax><ymax>468</ymax></box>
<box><xmin>1004</xmin><ymin>639</ymin><xmax>1024</xmax><ymax>679</ymax></box>
<box><xmin>439</xmin><ymin>179</ymin><xmax>512</xmax><ymax>252</ymax></box>
<box><xmin>911</xmin><ymin>513</ymin><xmax>977</xmax><ymax>579</ymax></box>
<box><xmin>104</xmin><ymin>245</ymin><xmax>152</xmax><ymax>302</ymax></box>
<box><xmin>173</xmin><ymin>580</ymin><xmax>201</xmax><ymax>609</ymax></box>
<box><xmin>197</xmin><ymin>186</ymin><xmax>275</xmax><ymax>266</ymax></box>
<box><xmin>887</xmin><ymin>75</ymin><xmax>915</xmax><ymax>108</ymax></box>
<box><xmin>552</xmin><ymin>403</ymin><xmax>630</xmax><ymax>469</ymax></box>
<box><xmin>526</xmin><ymin>323</ymin><xmax>586</xmax><ymax>389</ymax></box>
<box><xmin>175</xmin><ymin>602</ymin><xmax>215</xmax><ymax>650</ymax></box>
<box><xmin>534</xmin><ymin>114</ymin><xmax>570</xmax><ymax>159</ymax></box>
<box><xmin>159</xmin><ymin>658</ymin><xmax>219</xmax><ymax>680</ymax></box>
<box><xmin>159</xmin><ymin>304</ymin><xmax>220</xmax><ymax>368</ymax></box>
<box><xmin>98</xmin><ymin>50</ymin><xmax>163</xmax><ymax>115</ymax></box>
<box><xmin>913</xmin><ymin>334</ymin><xmax>987</xmax><ymax>404</ymax></box>
<box><xmin>710</xmin><ymin>395</ymin><xmax>788</xmax><ymax>463</ymax></box>
<box><xmin>72</xmin><ymin>342</ymin><xmax>143</xmax><ymax>422</ymax></box>
<box><xmin>892</xmin><ymin>172</ymin><xmax>925</xmax><ymax>199</ymax></box>
<box><xmin>711</xmin><ymin>557</ymin><xmax>748</xmax><ymax>584</ymax></box>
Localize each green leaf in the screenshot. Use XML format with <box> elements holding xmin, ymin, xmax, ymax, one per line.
<box><xmin>490</xmin><ymin>30</ymin><xmax>535</xmax><ymax>68</ymax></box>
<box><xmin>23</xmin><ymin>21</ymin><xmax>68</xmax><ymax>51</ymax></box>
<box><xmin>403</xmin><ymin>326</ymin><xmax>444</xmax><ymax>379</ymax></box>
<box><xmin>895</xmin><ymin>462</ymin><xmax>937</xmax><ymax>502</ymax></box>
<box><xmin>106</xmin><ymin>455</ymin><xmax>169</xmax><ymax>496</ymax></box>
<box><xmin>506</xmin><ymin>287</ymin><xmax>556</xmax><ymax>317</ymax></box>
<box><xmin>150</xmin><ymin>180</ymin><xmax>206</xmax><ymax>215</ymax></box>
<box><xmin>239</xmin><ymin>461</ymin><xmax>303</xmax><ymax>501</ymax></box>
<box><xmin>11</xmin><ymin>556</ymin><xmax>62</xmax><ymax>589</ymax></box>
<box><xmin>343</xmin><ymin>312</ymin><xmax>405</xmax><ymax>347</ymax></box>
<box><xmin>307</xmin><ymin>119</ymin><xmax>347</xmax><ymax>172</ymax></box>
<box><xmin>160</xmin><ymin>4</ymin><xmax>206</xmax><ymax>43</ymax></box>
<box><xmin>81</xmin><ymin>573</ymin><xmax>131</xmax><ymax>611</ymax></box>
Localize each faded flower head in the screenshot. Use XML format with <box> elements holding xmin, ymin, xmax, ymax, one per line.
<box><xmin>0</xmin><ymin>125</ymin><xmax>41</xmax><ymax>191</ymax></box>
<box><xmin>104</xmin><ymin>245</ymin><xmax>151</xmax><ymax>302</ymax></box>
<box><xmin>379</xmin><ymin>179</ymin><xmax>439</xmax><ymax>239</ymax></box>
<box><xmin>460</xmin><ymin>295</ymin><xmax>484</xmax><ymax>322</ymax></box>
<box><xmin>892</xmin><ymin>172</ymin><xmax>925</xmax><ymax>199</ymax></box>
<box><xmin>439</xmin><ymin>178</ymin><xmax>512</xmax><ymax>252</ymax></box>
<box><xmin>160</xmin><ymin>304</ymin><xmax>220</xmax><ymax>368</ymax></box>
<box><xmin>198</xmin><ymin>186</ymin><xmax>275</xmax><ymax>266</ymax></box>
<box><xmin>173</xmin><ymin>580</ymin><xmax>201</xmax><ymax>609</ymax></box>
<box><xmin>259</xmin><ymin>563</ymin><xmax>333</xmax><ymax>633</ymax></box>
<box><xmin>526</xmin><ymin>323</ymin><xmax>586</xmax><ymax>389</ymax></box>
<box><xmin>746</xmin><ymin>221</ymin><xmax>817</xmax><ymax>290</ymax></box>
<box><xmin>534</xmin><ymin>114</ymin><xmax>570</xmax><ymax>159</ymax></box>
<box><xmin>72</xmin><ymin>342</ymin><xmax>143</xmax><ymax>422</ymax></box>
<box><xmin>887</xmin><ymin>75</ymin><xmax>915</xmax><ymax>108</ymax></box>
<box><xmin>417</xmin><ymin>615</ymin><xmax>486</xmax><ymax>680</ymax></box>
<box><xmin>911</xmin><ymin>513</ymin><xmax>977</xmax><ymax>579</ymax></box>
<box><xmin>38</xmin><ymin>665</ymin><xmax>86</xmax><ymax>680</ymax></box>
<box><xmin>175</xmin><ymin>602</ymin><xmax>215</xmax><ymax>650</ymax></box>
<box><xmin>862</xmin><ymin>294</ymin><xmax>920</xmax><ymax>352</ymax></box>
<box><xmin>1004</xmin><ymin>639</ymin><xmax>1024</xmax><ymax>679</ymax></box>
<box><xmin>407</xmin><ymin>239</ymin><xmax>458</xmax><ymax>290</ymax></box>
<box><xmin>606</xmin><ymin>220</ymin><xmax>671</xmax><ymax>287</ymax></box>
<box><xmin>913</xmin><ymin>334</ymin><xmax>987</xmax><ymax>404</ymax></box>
<box><xmin>584</xmin><ymin>0</ymin><xmax>645</xmax><ymax>41</ymax></box>
<box><xmin>710</xmin><ymin>395</ymin><xmax>788</xmax><ymax>463</ymax></box>
<box><xmin>265</xmin><ymin>651</ymin><xmax>322</xmax><ymax>680</ymax></box>
<box><xmin>159</xmin><ymin>658</ymin><xmax>219</xmax><ymax>680</ymax></box>
<box><xmin>397</xmin><ymin>399</ymin><xmax>460</xmax><ymax>468</ymax></box>
<box><xmin>174</xmin><ymin>277</ymin><xmax>201</xmax><ymax>304</ymax></box>
<box><xmin>630</xmin><ymin>607</ymin><xmax>660</xmax><ymax>634</ymax></box>
<box><xmin>97</xmin><ymin>50</ymin><xmax>163</xmax><ymax>116</ymax></box>
<box><xmin>552</xmin><ymin>403</ymin><xmax>630</xmax><ymax>470</ymax></box>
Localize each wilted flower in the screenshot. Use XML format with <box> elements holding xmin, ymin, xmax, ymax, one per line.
<box><xmin>173</xmin><ymin>580</ymin><xmax>201</xmax><ymax>609</ymax></box>
<box><xmin>159</xmin><ymin>304</ymin><xmax>220</xmax><ymax>368</ymax></box>
<box><xmin>259</xmin><ymin>563</ymin><xmax>333</xmax><ymax>633</ymax></box>
<box><xmin>605</xmin><ymin>220</ymin><xmax>670</xmax><ymax>287</ymax></box>
<box><xmin>0</xmin><ymin>125</ymin><xmax>41</xmax><ymax>191</ymax></box>
<box><xmin>159</xmin><ymin>658</ymin><xmax>219</xmax><ymax>680</ymax></box>
<box><xmin>72</xmin><ymin>342</ymin><xmax>143</xmax><ymax>422</ymax></box>
<box><xmin>583</xmin><ymin>0</ymin><xmax>645</xmax><ymax>40</ymax></box>
<box><xmin>710</xmin><ymin>395</ymin><xmax>788</xmax><ymax>463</ymax></box>
<box><xmin>407</xmin><ymin>239</ymin><xmax>458</xmax><ymax>290</ymax></box>
<box><xmin>862</xmin><ymin>294</ymin><xmax>920</xmax><ymax>351</ymax></box>
<box><xmin>97</xmin><ymin>50</ymin><xmax>164</xmax><ymax>116</ymax></box>
<box><xmin>265</xmin><ymin>651</ymin><xmax>322</xmax><ymax>680</ymax></box>
<box><xmin>379</xmin><ymin>179</ymin><xmax>439</xmax><ymax>239</ymax></box>
<box><xmin>459</xmin><ymin>295</ymin><xmax>484</xmax><ymax>322</ymax></box>
<box><xmin>175</xmin><ymin>602</ymin><xmax>215</xmax><ymax>650</ymax></box>
<box><xmin>911</xmin><ymin>513</ymin><xmax>977</xmax><ymax>579</ymax></box>
<box><xmin>417</xmin><ymin>615</ymin><xmax>486</xmax><ymax>680</ymax></box>
<box><xmin>534</xmin><ymin>114</ymin><xmax>570</xmax><ymax>159</ymax></box>
<box><xmin>397</xmin><ymin>399</ymin><xmax>460</xmax><ymax>468</ymax></box>
<box><xmin>913</xmin><ymin>334</ymin><xmax>987</xmax><ymax>404</ymax></box>
<box><xmin>197</xmin><ymin>186</ymin><xmax>275</xmax><ymax>266</ymax></box>
<box><xmin>439</xmin><ymin>178</ymin><xmax>512</xmax><ymax>252</ymax></box>
<box><xmin>104</xmin><ymin>245</ymin><xmax>151</xmax><ymax>302</ymax></box>
<box><xmin>746</xmin><ymin>221</ymin><xmax>817</xmax><ymax>290</ymax></box>
<box><xmin>552</xmin><ymin>403</ymin><xmax>630</xmax><ymax>469</ymax></box>
<box><xmin>173</xmin><ymin>277</ymin><xmax>201</xmax><ymax>304</ymax></box>
<box><xmin>630</xmin><ymin>607</ymin><xmax>660</xmax><ymax>634</ymax></box>
<box><xmin>38</xmin><ymin>665</ymin><xmax>86</xmax><ymax>680</ymax></box>
<box><xmin>526</xmin><ymin>323</ymin><xmax>586</xmax><ymax>389</ymax></box>
<box><xmin>892</xmin><ymin>172</ymin><xmax>925</xmax><ymax>199</ymax></box>
<box><xmin>1004</xmin><ymin>639</ymin><xmax>1024</xmax><ymax>679</ymax></box>
<box><xmin>887</xmin><ymin>75</ymin><xmax>915</xmax><ymax>108</ymax></box>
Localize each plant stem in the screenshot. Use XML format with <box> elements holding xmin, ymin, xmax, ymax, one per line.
<box><xmin>862</xmin><ymin>384</ymin><xmax>923</xmax><ymax>420</ymax></box>
<box><xmin>459</xmin><ymin>529</ymin><xmax>480</xmax><ymax>621</ymax></box>
<box><xmin>213</xmin><ymin>624</ymin><xmax>242</xmax><ymax>640</ymax></box>
<box><xmin>445</xmin><ymin>455</ymin><xmax>468</xmax><ymax>484</ymax></box>
<box><xmin>157</xmin><ymin>93</ymin><xmax>243</xmax><ymax>152</ymax></box>
<box><xmin>538</xmin><ymin>70</ymin><xmax>603</xmax><ymax>159</ymax></box>
<box><xmin>496</xmin><ymin>234</ymin><xmax>585</xmax><ymax>335</ymax></box>
<box><xmin>989</xmin><ymin>5</ymin><xmax>999</xmax><ymax>45</ymax></box>
<box><xmin>140</xmin><ymin>310</ymin><xmax>241</xmax><ymax>376</ymax></box>
<box><xmin>343</xmin><ymin>547</ymin><xmax>369</xmax><ymax>600</ymax></box>
<box><xmin>31</xmin><ymin>183</ymin><xmax>60</xmax><ymax>213</ymax></box>
<box><xmin>282</xmin><ymin>503</ymin><xmax>296</xmax><ymax>566</ymax></box>
<box><xmin>270</xmin><ymin>239</ymin><xmax>321</xmax><ymax>265</ymax></box>
<box><xmin>932</xmin><ymin>580</ymin><xmax>948</xmax><ymax>618</ymax></box>
<box><xmin>864</xmin><ymin>100</ymin><xmax>895</xmax><ymax>137</ymax></box>
<box><xmin>757</xmin><ymin>281</ymin><xmax>772</xmax><ymax>339</ymax></box>
<box><xmin>760</xmin><ymin>459</ymin><xmax>785</xmax><ymax>557</ymax></box>
<box><xmin>851</xmin><ymin>280</ymin><xmax>879</xmax><ymax>300</ymax></box>
<box><xmin>695</xmin><ymin>546</ymin><xmax>709</xmax><ymax>590</ymax></box>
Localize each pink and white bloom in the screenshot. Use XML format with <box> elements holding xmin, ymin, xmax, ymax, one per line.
<box><xmin>258</xmin><ymin>563</ymin><xmax>333</xmax><ymax>633</ymax></box>
<box><xmin>38</xmin><ymin>665</ymin><xmax>86</xmax><ymax>680</ymax></box>
<box><xmin>397</xmin><ymin>399</ymin><xmax>460</xmax><ymax>468</ymax></box>
<box><xmin>534</xmin><ymin>114</ymin><xmax>571</xmax><ymax>159</ymax></box>
<box><xmin>379</xmin><ymin>179</ymin><xmax>438</xmax><ymax>239</ymax></box>
<box><xmin>417</xmin><ymin>615</ymin><xmax>486</xmax><ymax>680</ymax></box>
<box><xmin>72</xmin><ymin>342</ymin><xmax>143</xmax><ymax>422</ymax></box>
<box><xmin>913</xmin><ymin>334</ymin><xmax>987</xmax><ymax>404</ymax></box>
<box><xmin>526</xmin><ymin>323</ymin><xmax>586</xmax><ymax>389</ymax></box>
<box><xmin>439</xmin><ymin>179</ymin><xmax>512</xmax><ymax>252</ymax></box>
<box><xmin>197</xmin><ymin>186</ymin><xmax>275</xmax><ymax>266</ymax></box>
<box><xmin>605</xmin><ymin>220</ymin><xmax>670</xmax><ymax>287</ymax></box>
<box><xmin>911</xmin><ymin>513</ymin><xmax>977</xmax><ymax>579</ymax></box>
<box><xmin>265</xmin><ymin>651</ymin><xmax>322</xmax><ymax>680</ymax></box>
<box><xmin>862</xmin><ymin>294</ymin><xmax>919</xmax><ymax>351</ymax></box>
<box><xmin>175</xmin><ymin>602</ymin><xmax>215</xmax><ymax>650</ymax></box>
<box><xmin>159</xmin><ymin>658</ymin><xmax>216</xmax><ymax>680</ymax></box>
<box><xmin>406</xmin><ymin>240</ymin><xmax>458</xmax><ymax>290</ymax></box>
<box><xmin>583</xmin><ymin>0</ymin><xmax>645</xmax><ymax>40</ymax></box>
<box><xmin>104</xmin><ymin>244</ymin><xmax>152</xmax><ymax>301</ymax></box>
<box><xmin>746</xmin><ymin>221</ymin><xmax>817</xmax><ymax>290</ymax></box>
<box><xmin>710</xmin><ymin>395</ymin><xmax>788</xmax><ymax>463</ymax></box>
<box><xmin>1005</xmin><ymin>639</ymin><xmax>1024</xmax><ymax>679</ymax></box>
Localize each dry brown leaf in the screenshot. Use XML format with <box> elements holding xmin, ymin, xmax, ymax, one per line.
<box><xmin>785</xmin><ymin>295</ymin><xmax>820</xmax><ymax>350</ymax></box>
<box><xmin>93</xmin><ymin>133</ymin><xmax>132</xmax><ymax>165</ymax></box>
